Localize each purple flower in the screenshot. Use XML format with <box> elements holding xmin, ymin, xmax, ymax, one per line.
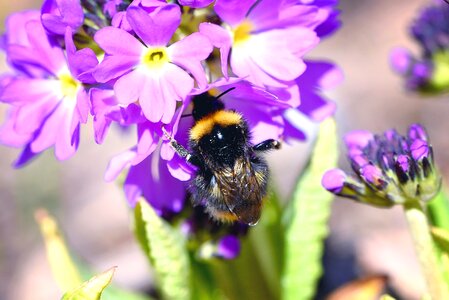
<box><xmin>390</xmin><ymin>1</ymin><xmax>449</xmax><ymax>92</ymax></box>
<box><xmin>390</xmin><ymin>47</ymin><xmax>413</xmax><ymax>75</ymax></box>
<box><xmin>103</xmin><ymin>0</ymin><xmax>124</xmax><ymax>18</ymax></box>
<box><xmin>198</xmin><ymin>0</ymin><xmax>342</xmax><ymax>138</ymax></box>
<box><xmin>322</xmin><ymin>124</ymin><xmax>441</xmax><ymax>206</ymax></box>
<box><xmin>94</xmin><ymin>5</ymin><xmax>213</xmax><ymax>124</ymax></box>
<box><xmin>41</xmin><ymin>0</ymin><xmax>84</xmax><ymax>35</ymax></box>
<box><xmin>410</xmin><ymin>1</ymin><xmax>449</xmax><ymax>57</ymax></box>
<box><xmin>0</xmin><ymin>12</ymin><xmax>94</xmax><ymax>165</ymax></box>
<box><xmin>216</xmin><ymin>235</ymin><xmax>241</xmax><ymax>259</ymax></box>
<box><xmin>201</xmin><ymin>0</ymin><xmax>321</xmax><ymax>88</ymax></box>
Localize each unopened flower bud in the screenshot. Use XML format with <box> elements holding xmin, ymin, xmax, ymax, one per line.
<box><xmin>322</xmin><ymin>123</ymin><xmax>441</xmax><ymax>207</ymax></box>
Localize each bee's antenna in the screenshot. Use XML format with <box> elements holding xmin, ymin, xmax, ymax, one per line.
<box><xmin>216</xmin><ymin>87</ymin><xmax>236</xmax><ymax>100</ymax></box>
<box><xmin>181</xmin><ymin>113</ymin><xmax>193</xmax><ymax>118</ymax></box>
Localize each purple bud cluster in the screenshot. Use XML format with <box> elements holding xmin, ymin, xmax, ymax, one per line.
<box><xmin>322</xmin><ymin>124</ymin><xmax>441</xmax><ymax>207</ymax></box>
<box><xmin>390</xmin><ymin>0</ymin><xmax>449</xmax><ymax>92</ymax></box>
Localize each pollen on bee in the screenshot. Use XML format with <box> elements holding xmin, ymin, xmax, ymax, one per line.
<box><xmin>209</xmin><ymin>209</ymin><xmax>239</xmax><ymax>222</ymax></box>
<box><xmin>190</xmin><ymin>110</ymin><xmax>242</xmax><ymax>141</ymax></box>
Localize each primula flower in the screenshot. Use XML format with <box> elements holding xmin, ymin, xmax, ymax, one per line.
<box><xmin>322</xmin><ymin>124</ymin><xmax>441</xmax><ymax>207</ymax></box>
<box><xmin>200</xmin><ymin>0</ymin><xmax>321</xmax><ymax>88</ymax></box>
<box><xmin>0</xmin><ymin>12</ymin><xmax>94</xmax><ymax>165</ymax></box>
<box><xmin>94</xmin><ymin>5</ymin><xmax>213</xmax><ymax>124</ymax></box>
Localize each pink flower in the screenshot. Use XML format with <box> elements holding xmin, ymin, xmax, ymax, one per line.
<box><xmin>93</xmin><ymin>5</ymin><xmax>213</xmax><ymax>124</ymax></box>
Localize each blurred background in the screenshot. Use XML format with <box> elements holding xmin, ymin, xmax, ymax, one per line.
<box><xmin>1</xmin><ymin>0</ymin><xmax>448</xmax><ymax>299</ymax></box>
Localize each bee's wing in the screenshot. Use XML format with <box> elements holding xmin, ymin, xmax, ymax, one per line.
<box><xmin>219</xmin><ymin>158</ymin><xmax>265</xmax><ymax>225</ymax></box>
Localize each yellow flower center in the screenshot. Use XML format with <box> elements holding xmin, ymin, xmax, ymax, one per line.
<box><xmin>141</xmin><ymin>47</ymin><xmax>170</xmax><ymax>70</ymax></box>
<box><xmin>58</xmin><ymin>73</ymin><xmax>79</xmax><ymax>99</ymax></box>
<box><xmin>233</xmin><ymin>20</ymin><xmax>254</xmax><ymax>45</ymax></box>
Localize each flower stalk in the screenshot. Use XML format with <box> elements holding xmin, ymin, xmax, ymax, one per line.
<box><xmin>404</xmin><ymin>199</ymin><xmax>448</xmax><ymax>300</ymax></box>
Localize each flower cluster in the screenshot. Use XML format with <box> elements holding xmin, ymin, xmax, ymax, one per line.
<box><xmin>0</xmin><ymin>0</ymin><xmax>341</xmax><ymax>258</ymax></box>
<box><xmin>322</xmin><ymin>124</ymin><xmax>441</xmax><ymax>207</ymax></box>
<box><xmin>390</xmin><ymin>0</ymin><xmax>449</xmax><ymax>93</ymax></box>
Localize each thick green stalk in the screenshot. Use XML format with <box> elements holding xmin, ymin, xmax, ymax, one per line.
<box><xmin>404</xmin><ymin>200</ymin><xmax>448</xmax><ymax>299</ymax></box>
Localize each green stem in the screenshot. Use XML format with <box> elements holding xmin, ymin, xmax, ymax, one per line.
<box><xmin>404</xmin><ymin>200</ymin><xmax>448</xmax><ymax>299</ymax></box>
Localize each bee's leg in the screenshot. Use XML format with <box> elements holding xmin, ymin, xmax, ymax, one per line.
<box><xmin>252</xmin><ymin>139</ymin><xmax>281</xmax><ymax>152</ymax></box>
<box><xmin>162</xmin><ymin>127</ymin><xmax>200</xmax><ymax>166</ymax></box>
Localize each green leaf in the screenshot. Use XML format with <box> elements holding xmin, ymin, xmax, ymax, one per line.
<box><xmin>134</xmin><ymin>200</ymin><xmax>191</xmax><ymax>300</ymax></box>
<box><xmin>61</xmin><ymin>267</ymin><xmax>115</xmax><ymax>300</ymax></box>
<box><xmin>282</xmin><ymin>118</ymin><xmax>339</xmax><ymax>300</ymax></box>
<box><xmin>431</xmin><ymin>227</ymin><xmax>449</xmax><ymax>254</ymax></box>
<box><xmin>35</xmin><ymin>209</ymin><xmax>83</xmax><ymax>291</ymax></box>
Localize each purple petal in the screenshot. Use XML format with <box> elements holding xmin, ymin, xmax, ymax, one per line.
<box><xmin>214</xmin><ymin>0</ymin><xmax>257</xmax><ymax>26</ymax></box>
<box><xmin>41</xmin><ymin>0</ymin><xmax>84</xmax><ymax>35</ymax></box>
<box><xmin>65</xmin><ymin>27</ymin><xmax>98</xmax><ymax>82</ymax></box>
<box><xmin>299</xmin><ymin>60</ymin><xmax>344</xmax><ymax>90</ymax></box>
<box><xmin>322</xmin><ymin>168</ymin><xmax>346</xmax><ymax>193</ymax></box>
<box><xmin>315</xmin><ymin>6</ymin><xmax>341</xmax><ymax>38</ymax></box>
<box><xmin>76</xmin><ymin>88</ymin><xmax>90</xmax><ymax>124</ymax></box>
<box><xmin>90</xmin><ymin>88</ymin><xmax>117</xmax><ymax>144</ymax></box>
<box><xmin>114</xmin><ymin>70</ymin><xmax>146</xmax><ymax>105</ymax></box>
<box><xmin>199</xmin><ymin>23</ymin><xmax>232</xmax><ymax>78</ymax></box>
<box><xmin>344</xmin><ymin>130</ymin><xmax>373</xmax><ymax>150</ymax></box>
<box><xmin>104</xmin><ymin>149</ymin><xmax>137</xmax><ymax>182</ymax></box>
<box><xmin>0</xmin><ymin>108</ymin><xmax>33</xmax><ymax>147</ymax></box>
<box><xmin>396</xmin><ymin>155</ymin><xmax>410</xmax><ymax>173</ymax></box>
<box><xmin>410</xmin><ymin>139</ymin><xmax>429</xmax><ymax>161</ymax></box>
<box><xmin>14</xmin><ymin>93</ymin><xmax>60</xmax><ymax>135</ymax></box>
<box><xmin>126</xmin><ymin>5</ymin><xmax>180</xmax><ymax>47</ymax></box>
<box><xmin>140</xmin><ymin>78</ymin><xmax>165</xmax><ymax>123</ymax></box>
<box><xmin>93</xmin><ymin>55</ymin><xmax>140</xmax><ymax>83</ymax></box>
<box><xmin>267</xmin><ymin>82</ymin><xmax>300</xmax><ymax>108</ymax></box>
<box><xmin>136</xmin><ymin>122</ymin><xmax>159</xmax><ymax>162</ymax></box>
<box><xmin>54</xmin><ymin>104</ymin><xmax>79</xmax><ymax>160</ymax></box>
<box><xmin>178</xmin><ymin>0</ymin><xmax>214</xmax><ymax>8</ymax></box>
<box><xmin>94</xmin><ymin>26</ymin><xmax>144</xmax><ymax>56</ymax></box>
<box><xmin>360</xmin><ymin>164</ymin><xmax>385</xmax><ymax>188</ymax></box>
<box><xmin>13</xmin><ymin>144</ymin><xmax>40</xmax><ymax>168</ymax></box>
<box><xmin>124</xmin><ymin>153</ymin><xmax>186</xmax><ymax>213</ymax></box>
<box><xmin>139</xmin><ymin>64</ymin><xmax>193</xmax><ymax>123</ymax></box>
<box><xmin>166</xmin><ymin>155</ymin><xmax>195</xmax><ymax>181</ymax></box>
<box><xmin>389</xmin><ymin>47</ymin><xmax>412</xmax><ymax>75</ymax></box>
<box><xmin>216</xmin><ymin>235</ymin><xmax>241</xmax><ymax>259</ymax></box>
<box><xmin>111</xmin><ymin>12</ymin><xmax>132</xmax><ymax>32</ymax></box>
<box><xmin>408</xmin><ymin>123</ymin><xmax>428</xmax><ymax>142</ymax></box>
<box><xmin>231</xmin><ymin>49</ymin><xmax>290</xmax><ymax>87</ymax></box>
<box><xmin>4</xmin><ymin>10</ymin><xmax>40</xmax><ymax>45</ymax></box>
<box><xmin>0</xmin><ymin>78</ymin><xmax>59</xmax><ymax>104</ymax></box>
<box><xmin>29</xmin><ymin>103</ymin><xmax>62</xmax><ymax>153</ymax></box>
<box><xmin>169</xmin><ymin>32</ymin><xmax>213</xmax><ymax>88</ymax></box>
<box><xmin>23</xmin><ymin>20</ymin><xmax>66</xmax><ymax>75</ymax></box>
<box><xmin>241</xmin><ymin>29</ymin><xmax>309</xmax><ymax>82</ymax></box>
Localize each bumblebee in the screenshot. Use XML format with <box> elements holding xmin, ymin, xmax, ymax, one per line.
<box><xmin>164</xmin><ymin>89</ymin><xmax>280</xmax><ymax>226</ymax></box>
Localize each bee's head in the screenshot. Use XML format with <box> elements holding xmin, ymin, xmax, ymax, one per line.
<box><xmin>191</xmin><ymin>87</ymin><xmax>235</xmax><ymax>121</ymax></box>
<box><xmin>192</xmin><ymin>93</ymin><xmax>225</xmax><ymax>121</ymax></box>
<box><xmin>190</xmin><ymin>111</ymin><xmax>250</xmax><ymax>167</ymax></box>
